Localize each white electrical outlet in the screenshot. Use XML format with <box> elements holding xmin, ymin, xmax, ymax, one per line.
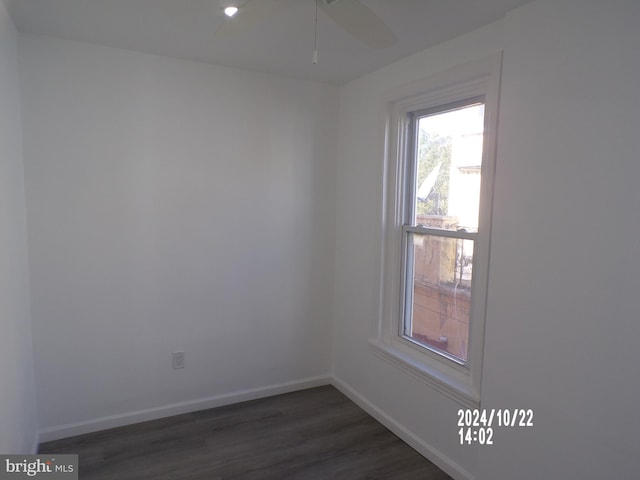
<box><xmin>172</xmin><ymin>351</ymin><xmax>185</xmax><ymax>370</ymax></box>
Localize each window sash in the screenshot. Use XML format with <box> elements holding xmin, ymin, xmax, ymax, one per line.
<box><xmin>403</xmin><ymin>225</ymin><xmax>477</xmax><ymax>241</ymax></box>
<box><xmin>400</xmin><ymin>99</ymin><xmax>484</xmax><ymax>366</ymax></box>
<box><xmin>404</xmin><ymin>96</ymin><xmax>485</xmax><ymax>231</ymax></box>
<box><xmin>401</xmin><ymin>229</ymin><xmax>477</xmax><ymax>366</ymax></box>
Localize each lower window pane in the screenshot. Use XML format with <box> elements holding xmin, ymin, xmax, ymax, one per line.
<box><xmin>405</xmin><ymin>233</ymin><xmax>473</xmax><ymax>362</ymax></box>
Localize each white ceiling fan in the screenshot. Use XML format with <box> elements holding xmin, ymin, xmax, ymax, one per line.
<box><xmin>216</xmin><ymin>0</ymin><xmax>397</xmax><ymax>51</ymax></box>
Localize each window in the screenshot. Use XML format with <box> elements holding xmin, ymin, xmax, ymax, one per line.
<box><xmin>372</xmin><ymin>55</ymin><xmax>501</xmax><ymax>407</ymax></box>
<box><xmin>403</xmin><ymin>100</ymin><xmax>484</xmax><ymax>364</ymax></box>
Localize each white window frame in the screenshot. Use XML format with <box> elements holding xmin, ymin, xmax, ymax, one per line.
<box><xmin>370</xmin><ymin>54</ymin><xmax>502</xmax><ymax>408</ymax></box>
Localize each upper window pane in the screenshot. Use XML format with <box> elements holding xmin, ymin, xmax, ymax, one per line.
<box><xmin>413</xmin><ymin>103</ymin><xmax>485</xmax><ymax>232</ymax></box>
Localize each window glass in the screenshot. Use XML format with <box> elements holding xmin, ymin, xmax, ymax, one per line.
<box><xmin>404</xmin><ymin>102</ymin><xmax>484</xmax><ymax>363</ymax></box>
<box><xmin>404</xmin><ymin>233</ymin><xmax>474</xmax><ymax>362</ymax></box>
<box><xmin>413</xmin><ymin>103</ymin><xmax>485</xmax><ymax>233</ymax></box>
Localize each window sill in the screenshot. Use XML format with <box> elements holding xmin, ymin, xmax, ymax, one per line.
<box><xmin>369</xmin><ymin>338</ymin><xmax>480</xmax><ymax>409</ymax></box>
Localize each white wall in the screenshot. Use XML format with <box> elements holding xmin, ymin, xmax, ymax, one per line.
<box><xmin>333</xmin><ymin>0</ymin><xmax>640</xmax><ymax>478</ymax></box>
<box><xmin>19</xmin><ymin>36</ymin><xmax>338</xmax><ymax>438</ymax></box>
<box><xmin>479</xmin><ymin>0</ymin><xmax>640</xmax><ymax>477</ymax></box>
<box><xmin>0</xmin><ymin>0</ymin><xmax>38</xmax><ymax>453</ymax></box>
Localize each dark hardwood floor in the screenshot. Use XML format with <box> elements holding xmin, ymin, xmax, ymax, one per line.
<box><xmin>39</xmin><ymin>385</ymin><xmax>452</xmax><ymax>479</ymax></box>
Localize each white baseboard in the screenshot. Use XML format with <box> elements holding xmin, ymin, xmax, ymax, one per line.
<box><xmin>38</xmin><ymin>375</ymin><xmax>331</xmax><ymax>443</ymax></box>
<box><xmin>331</xmin><ymin>376</ymin><xmax>475</xmax><ymax>480</ymax></box>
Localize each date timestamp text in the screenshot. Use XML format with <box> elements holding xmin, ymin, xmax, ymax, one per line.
<box><xmin>457</xmin><ymin>409</ymin><xmax>534</xmax><ymax>445</ymax></box>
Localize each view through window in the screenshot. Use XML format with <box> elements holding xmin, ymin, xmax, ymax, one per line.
<box><xmin>403</xmin><ymin>101</ymin><xmax>485</xmax><ymax>363</ymax></box>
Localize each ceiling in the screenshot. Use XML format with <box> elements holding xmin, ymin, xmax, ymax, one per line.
<box><xmin>6</xmin><ymin>0</ymin><xmax>532</xmax><ymax>84</ymax></box>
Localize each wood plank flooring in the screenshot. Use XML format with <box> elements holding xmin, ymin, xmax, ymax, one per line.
<box><xmin>39</xmin><ymin>385</ymin><xmax>452</xmax><ymax>479</ymax></box>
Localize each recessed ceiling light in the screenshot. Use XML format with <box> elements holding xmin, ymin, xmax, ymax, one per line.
<box><xmin>224</xmin><ymin>6</ymin><xmax>238</xmax><ymax>17</ymax></box>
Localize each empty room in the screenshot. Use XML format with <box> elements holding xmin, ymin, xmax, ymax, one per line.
<box><xmin>1</xmin><ymin>0</ymin><xmax>639</xmax><ymax>479</ymax></box>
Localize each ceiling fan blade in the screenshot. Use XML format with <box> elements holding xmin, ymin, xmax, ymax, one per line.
<box><xmin>216</xmin><ymin>0</ymin><xmax>287</xmax><ymax>38</ymax></box>
<box><xmin>320</xmin><ymin>0</ymin><xmax>396</xmax><ymax>50</ymax></box>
